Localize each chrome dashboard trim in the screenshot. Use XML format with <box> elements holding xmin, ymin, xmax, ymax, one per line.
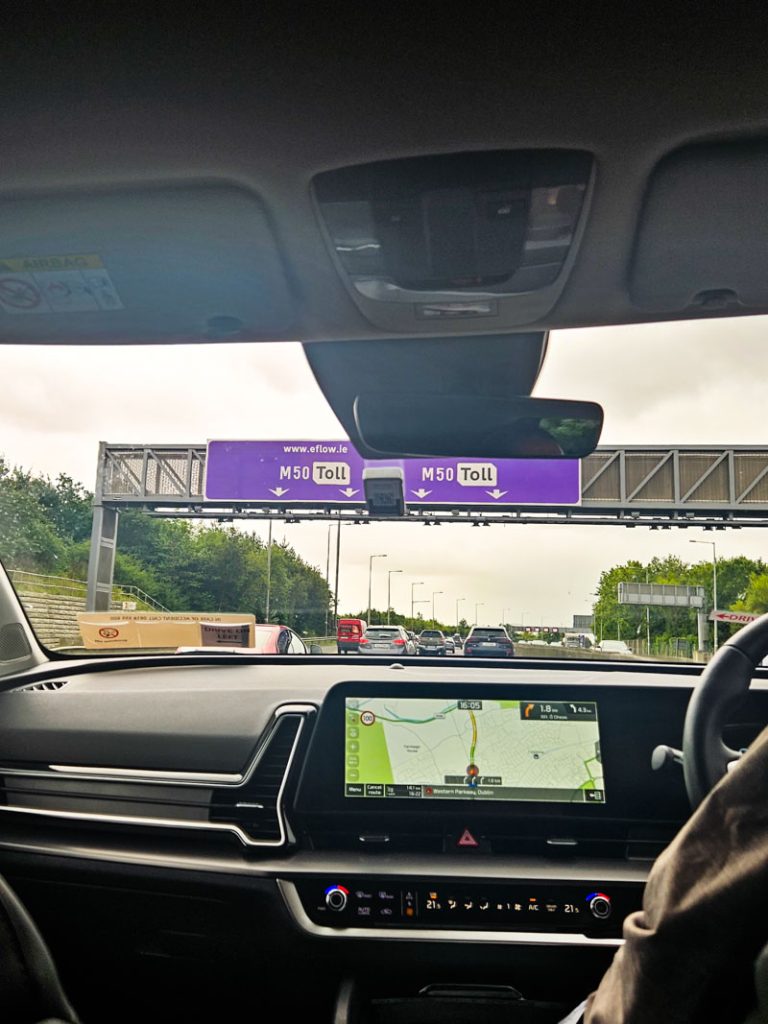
<box><xmin>0</xmin><ymin>703</ymin><xmax>316</xmax><ymax>847</ymax></box>
<box><xmin>47</xmin><ymin>765</ymin><xmax>243</xmax><ymax>785</ymax></box>
<box><xmin>277</xmin><ymin>880</ymin><xmax>623</xmax><ymax>947</ymax></box>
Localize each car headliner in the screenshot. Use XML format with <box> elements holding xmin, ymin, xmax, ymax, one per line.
<box><xmin>2</xmin><ymin>8</ymin><xmax>768</xmax><ymax>342</ymax></box>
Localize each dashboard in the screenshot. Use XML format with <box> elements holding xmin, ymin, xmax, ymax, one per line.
<box><xmin>1</xmin><ymin>655</ymin><xmax>767</xmax><ymax>1013</ymax></box>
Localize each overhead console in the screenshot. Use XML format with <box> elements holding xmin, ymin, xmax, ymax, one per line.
<box><xmin>312</xmin><ymin>150</ymin><xmax>593</xmax><ymax>332</ymax></box>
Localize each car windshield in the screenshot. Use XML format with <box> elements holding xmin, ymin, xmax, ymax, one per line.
<box><xmin>1</xmin><ymin>317</ymin><xmax>766</xmax><ymax>664</ymax></box>
<box><xmin>471</xmin><ymin>629</ymin><xmax>507</xmax><ymax>639</ymax></box>
<box><xmin>365</xmin><ymin>628</ymin><xmax>400</xmax><ymax>639</ymax></box>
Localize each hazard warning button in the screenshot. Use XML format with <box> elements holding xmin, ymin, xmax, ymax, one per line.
<box><xmin>446</xmin><ymin>828</ymin><xmax>489</xmax><ymax>852</ymax></box>
<box><xmin>455</xmin><ymin>828</ymin><xmax>484</xmax><ymax>850</ymax></box>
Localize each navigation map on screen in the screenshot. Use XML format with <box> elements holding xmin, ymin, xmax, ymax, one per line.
<box><xmin>344</xmin><ymin>697</ymin><xmax>604</xmax><ymax>803</ymax></box>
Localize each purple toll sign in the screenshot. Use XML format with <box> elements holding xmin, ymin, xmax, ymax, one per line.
<box><xmin>205</xmin><ymin>440</ymin><xmax>581</xmax><ymax>506</ymax></box>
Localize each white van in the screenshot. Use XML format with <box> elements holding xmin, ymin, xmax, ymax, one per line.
<box><xmin>597</xmin><ymin>639</ymin><xmax>633</xmax><ymax>655</ymax></box>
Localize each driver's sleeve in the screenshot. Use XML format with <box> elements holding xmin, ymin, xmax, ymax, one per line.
<box><xmin>585</xmin><ymin>725</ymin><xmax>768</xmax><ymax>1024</ymax></box>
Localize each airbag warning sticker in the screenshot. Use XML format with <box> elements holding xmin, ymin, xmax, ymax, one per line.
<box><xmin>0</xmin><ymin>254</ymin><xmax>123</xmax><ymax>314</ymax></box>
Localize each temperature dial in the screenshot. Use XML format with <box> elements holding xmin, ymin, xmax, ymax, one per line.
<box><xmin>325</xmin><ymin>885</ymin><xmax>349</xmax><ymax>912</ymax></box>
<box><xmin>587</xmin><ymin>892</ymin><xmax>612</xmax><ymax>920</ymax></box>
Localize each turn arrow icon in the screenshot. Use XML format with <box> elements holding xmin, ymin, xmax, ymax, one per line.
<box><xmin>269</xmin><ymin>486</ymin><xmax>289</xmax><ymax>497</ymax></box>
<box><xmin>412</xmin><ymin>488</ymin><xmax>432</xmax><ymax>498</ymax></box>
<box><xmin>486</xmin><ymin>489</ymin><xmax>508</xmax><ymax>499</ymax></box>
<box><xmin>339</xmin><ymin>487</ymin><xmax>359</xmax><ymax>497</ymax></box>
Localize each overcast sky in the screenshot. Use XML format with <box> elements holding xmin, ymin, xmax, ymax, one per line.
<box><xmin>1</xmin><ymin>315</ymin><xmax>767</xmax><ymax>627</ymax></box>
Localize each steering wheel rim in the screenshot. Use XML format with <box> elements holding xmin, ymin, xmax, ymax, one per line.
<box><xmin>683</xmin><ymin>611</ymin><xmax>768</xmax><ymax>807</ymax></box>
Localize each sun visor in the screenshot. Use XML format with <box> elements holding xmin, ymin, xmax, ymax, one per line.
<box><xmin>0</xmin><ymin>184</ymin><xmax>294</xmax><ymax>343</ymax></box>
<box><xmin>631</xmin><ymin>141</ymin><xmax>768</xmax><ymax>312</ymax></box>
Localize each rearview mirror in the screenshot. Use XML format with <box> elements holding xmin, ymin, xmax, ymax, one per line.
<box><xmin>310</xmin><ymin>644</ymin><xmax>323</xmax><ymax>655</ymax></box>
<box><xmin>353</xmin><ymin>394</ymin><xmax>603</xmax><ymax>459</ymax></box>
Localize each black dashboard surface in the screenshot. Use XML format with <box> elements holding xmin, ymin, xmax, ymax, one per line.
<box><xmin>0</xmin><ymin>656</ymin><xmax>724</xmax><ymax>774</ymax></box>
<box><xmin>0</xmin><ymin>654</ymin><xmax>766</xmax><ymax>985</ymax></box>
<box><xmin>1</xmin><ymin>655</ymin><xmax>766</xmax><ymax>867</ymax></box>
<box><xmin>0</xmin><ymin>657</ymin><xmax>703</xmax><ymax>768</ymax></box>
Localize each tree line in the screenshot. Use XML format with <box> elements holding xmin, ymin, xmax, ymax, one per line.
<box><xmin>4</xmin><ymin>458</ymin><xmax>768</xmax><ymax>644</ymax></box>
<box><xmin>343</xmin><ymin>608</ymin><xmax>469</xmax><ymax>635</ymax></box>
<box><xmin>352</xmin><ymin>554</ymin><xmax>768</xmax><ymax>648</ymax></box>
<box><xmin>0</xmin><ymin>459</ymin><xmax>332</xmax><ymax>634</ymax></box>
<box><xmin>592</xmin><ymin>554</ymin><xmax>768</xmax><ymax>648</ymax></box>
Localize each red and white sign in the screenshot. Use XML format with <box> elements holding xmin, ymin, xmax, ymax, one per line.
<box><xmin>709</xmin><ymin>610</ymin><xmax>761</xmax><ymax>624</ymax></box>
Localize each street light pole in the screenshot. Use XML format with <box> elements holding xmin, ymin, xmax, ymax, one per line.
<box><xmin>368</xmin><ymin>553</ymin><xmax>387</xmax><ymax>625</ymax></box>
<box><xmin>265</xmin><ymin>518</ymin><xmax>273</xmax><ymax>623</ymax></box>
<box><xmin>324</xmin><ymin>523</ymin><xmax>331</xmax><ymax>636</ymax></box>
<box><xmin>502</xmin><ymin>607</ymin><xmax>510</xmax><ymax>627</ymax></box>
<box><xmin>475</xmin><ymin>602</ymin><xmax>484</xmax><ymax>626</ymax></box>
<box><xmin>432</xmin><ymin>591</ymin><xmax>443</xmax><ymax>628</ymax></box>
<box><xmin>411</xmin><ymin>581</ymin><xmax>424</xmax><ymax>629</ymax></box>
<box><xmin>713</xmin><ymin>545</ymin><xmax>719</xmax><ymax>651</ymax></box>
<box><xmin>690</xmin><ymin>539</ymin><xmax>719</xmax><ymax>651</ymax></box>
<box><xmin>413</xmin><ymin>599</ymin><xmax>430</xmax><ymax>630</ymax></box>
<box><xmin>333</xmin><ymin>518</ymin><xmax>341</xmax><ymax>631</ymax></box>
<box><xmin>387</xmin><ymin>569</ymin><xmax>403</xmax><ymax>624</ymax></box>
<box><xmin>456</xmin><ymin>596</ymin><xmax>466</xmax><ymax>633</ymax></box>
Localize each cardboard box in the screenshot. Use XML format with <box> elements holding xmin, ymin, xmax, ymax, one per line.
<box><xmin>77</xmin><ymin>612</ymin><xmax>255</xmax><ymax>650</ymax></box>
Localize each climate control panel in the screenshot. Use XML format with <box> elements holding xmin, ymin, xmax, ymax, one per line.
<box><xmin>295</xmin><ymin>877</ymin><xmax>641</xmax><ymax>937</ymax></box>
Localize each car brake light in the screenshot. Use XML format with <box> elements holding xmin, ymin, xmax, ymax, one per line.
<box><xmin>359</xmin><ymin>638</ymin><xmax>369</xmax><ymax>645</ymax></box>
<box><xmin>393</xmin><ymin>638</ymin><xmax>406</xmax><ymax>646</ymax></box>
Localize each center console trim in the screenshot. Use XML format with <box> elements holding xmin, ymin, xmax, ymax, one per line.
<box><xmin>277</xmin><ymin>879</ymin><xmax>624</xmax><ymax>947</ymax></box>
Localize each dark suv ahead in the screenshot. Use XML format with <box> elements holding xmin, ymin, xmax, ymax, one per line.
<box><xmin>464</xmin><ymin>626</ymin><xmax>515</xmax><ymax>658</ymax></box>
<box><xmin>417</xmin><ymin>629</ymin><xmax>447</xmax><ymax>655</ymax></box>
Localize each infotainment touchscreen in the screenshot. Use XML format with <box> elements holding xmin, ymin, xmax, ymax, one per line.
<box><xmin>344</xmin><ymin>697</ymin><xmax>604</xmax><ymax>803</ymax></box>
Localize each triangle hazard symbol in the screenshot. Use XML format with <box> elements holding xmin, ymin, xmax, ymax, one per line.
<box><xmin>457</xmin><ymin>828</ymin><xmax>479</xmax><ymax>847</ymax></box>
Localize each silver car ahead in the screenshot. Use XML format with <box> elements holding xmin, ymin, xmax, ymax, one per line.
<box><xmin>358</xmin><ymin>625</ymin><xmax>416</xmax><ymax>655</ymax></box>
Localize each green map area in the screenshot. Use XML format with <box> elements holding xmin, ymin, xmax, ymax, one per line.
<box><xmin>346</xmin><ymin>708</ymin><xmax>393</xmax><ymax>783</ymax></box>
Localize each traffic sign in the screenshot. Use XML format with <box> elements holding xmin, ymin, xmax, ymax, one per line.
<box><xmin>709</xmin><ymin>610</ymin><xmax>760</xmax><ymax>624</ymax></box>
<box><xmin>618</xmin><ymin>582</ymin><xmax>706</xmax><ymax>608</ymax></box>
<box><xmin>205</xmin><ymin>440</ymin><xmax>581</xmax><ymax>506</ymax></box>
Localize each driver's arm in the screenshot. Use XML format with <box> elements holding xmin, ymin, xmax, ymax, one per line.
<box><xmin>585</xmin><ymin>725</ymin><xmax>768</xmax><ymax>1024</ymax></box>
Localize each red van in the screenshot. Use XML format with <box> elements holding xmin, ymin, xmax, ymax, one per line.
<box><xmin>337</xmin><ymin>618</ymin><xmax>367</xmax><ymax>654</ymax></box>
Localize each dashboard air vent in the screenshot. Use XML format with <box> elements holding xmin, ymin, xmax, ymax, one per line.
<box><xmin>16</xmin><ymin>679</ymin><xmax>69</xmax><ymax>692</ymax></box>
<box><xmin>210</xmin><ymin>713</ymin><xmax>304</xmax><ymax>844</ymax></box>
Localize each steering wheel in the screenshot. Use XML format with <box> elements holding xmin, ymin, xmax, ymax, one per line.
<box><xmin>683</xmin><ymin>612</ymin><xmax>768</xmax><ymax>807</ymax></box>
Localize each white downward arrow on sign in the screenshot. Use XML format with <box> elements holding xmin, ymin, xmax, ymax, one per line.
<box><xmin>412</xmin><ymin>488</ymin><xmax>432</xmax><ymax>498</ymax></box>
<box><xmin>269</xmin><ymin>487</ymin><xmax>289</xmax><ymax>497</ymax></box>
<box><xmin>339</xmin><ymin>487</ymin><xmax>359</xmax><ymax>497</ymax></box>
<box><xmin>486</xmin><ymin>489</ymin><xmax>508</xmax><ymax>499</ymax></box>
